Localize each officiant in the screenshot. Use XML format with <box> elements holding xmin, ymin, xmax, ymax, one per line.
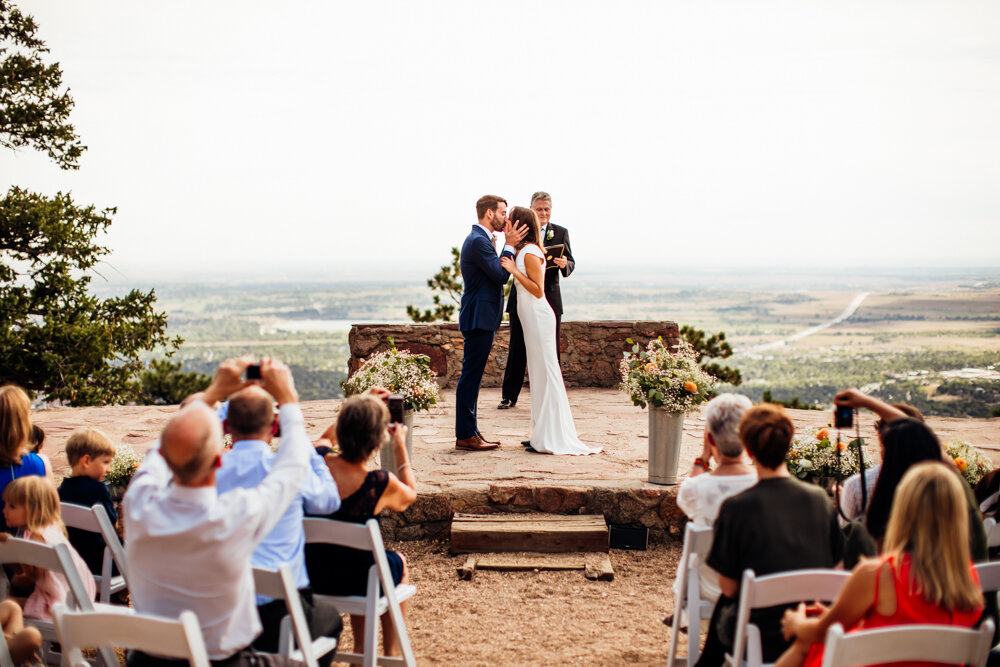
<box><xmin>498</xmin><ymin>191</ymin><xmax>576</xmax><ymax>410</ymax></box>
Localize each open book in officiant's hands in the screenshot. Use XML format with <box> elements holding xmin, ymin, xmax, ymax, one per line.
<box><xmin>543</xmin><ymin>244</ymin><xmax>565</xmax><ymax>269</ymax></box>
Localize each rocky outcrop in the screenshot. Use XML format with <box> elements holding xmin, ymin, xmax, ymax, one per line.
<box><xmin>348</xmin><ymin>321</ymin><xmax>679</xmax><ymax>388</ymax></box>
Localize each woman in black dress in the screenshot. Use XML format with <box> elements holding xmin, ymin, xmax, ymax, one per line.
<box><xmin>306</xmin><ymin>390</ymin><xmax>417</xmax><ymax>657</ymax></box>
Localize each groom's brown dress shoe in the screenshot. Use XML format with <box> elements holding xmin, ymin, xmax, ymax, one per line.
<box><xmin>456</xmin><ymin>437</ymin><xmax>499</xmax><ymax>451</ymax></box>
<box><xmin>477</xmin><ymin>433</ymin><xmax>501</xmax><ymax>445</ymax></box>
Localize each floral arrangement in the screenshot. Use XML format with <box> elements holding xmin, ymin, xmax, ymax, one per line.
<box><xmin>786</xmin><ymin>428</ymin><xmax>875</xmax><ymax>480</ymax></box>
<box><xmin>341</xmin><ymin>340</ymin><xmax>440</xmax><ymax>412</ymax></box>
<box><xmin>105</xmin><ymin>443</ymin><xmax>142</xmax><ymax>490</ymax></box>
<box><xmin>618</xmin><ymin>337</ymin><xmax>716</xmax><ymax>412</ymax></box>
<box><xmin>945</xmin><ymin>440</ymin><xmax>991</xmax><ymax>488</ymax></box>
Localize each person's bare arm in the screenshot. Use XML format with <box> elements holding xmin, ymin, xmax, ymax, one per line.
<box><xmin>375</xmin><ymin>424</ymin><xmax>417</xmax><ymax>513</ymax></box>
<box><xmin>500</xmin><ymin>253</ymin><xmax>545</xmax><ymax>299</ymax></box>
<box><xmin>718</xmin><ymin>573</ymin><xmax>739</xmax><ymax>598</ymax></box>
<box><xmin>834</xmin><ymin>389</ymin><xmax>908</xmax><ymax>423</ymax></box>
<box><xmin>781</xmin><ymin>559</ymin><xmax>880</xmax><ymax>645</ymax></box>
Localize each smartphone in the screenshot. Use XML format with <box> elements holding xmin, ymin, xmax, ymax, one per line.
<box><xmin>388</xmin><ymin>394</ymin><xmax>405</xmax><ymax>424</ymax></box>
<box><xmin>834</xmin><ymin>405</ymin><xmax>854</xmax><ymax>429</ymax></box>
<box><xmin>246</xmin><ymin>364</ymin><xmax>261</xmax><ymax>380</ymax></box>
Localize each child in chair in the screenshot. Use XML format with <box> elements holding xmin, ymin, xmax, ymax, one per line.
<box><xmin>0</xmin><ymin>476</ymin><xmax>95</xmax><ymax>664</ymax></box>
<box><xmin>56</xmin><ymin>428</ymin><xmax>117</xmax><ymax>576</ymax></box>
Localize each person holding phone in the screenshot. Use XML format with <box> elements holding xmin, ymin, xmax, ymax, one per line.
<box><xmin>306</xmin><ymin>392</ymin><xmax>417</xmax><ymax>658</ymax></box>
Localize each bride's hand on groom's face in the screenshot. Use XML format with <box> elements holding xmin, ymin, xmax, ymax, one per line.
<box><xmin>504</xmin><ymin>220</ymin><xmax>528</xmax><ymax>247</ymax></box>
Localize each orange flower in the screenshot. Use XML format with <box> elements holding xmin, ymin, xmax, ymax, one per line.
<box><xmin>816</xmin><ymin>428</ymin><xmax>829</xmax><ymax>440</ymax></box>
<box><xmin>645</xmin><ymin>362</ymin><xmax>657</xmax><ymax>373</ymax></box>
<box><xmin>837</xmin><ymin>442</ymin><xmax>847</xmax><ymax>452</ymax></box>
<box><xmin>684</xmin><ymin>381</ymin><xmax>698</xmax><ymax>393</ymax></box>
<box><xmin>954</xmin><ymin>457</ymin><xmax>967</xmax><ymax>472</ymax></box>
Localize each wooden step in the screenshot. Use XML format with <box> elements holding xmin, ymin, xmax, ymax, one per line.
<box><xmin>450</xmin><ymin>513</ymin><xmax>609</xmax><ymax>553</ymax></box>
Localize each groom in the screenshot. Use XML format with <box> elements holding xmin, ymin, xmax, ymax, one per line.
<box><xmin>455</xmin><ymin>195</ymin><xmax>527</xmax><ymax>451</ymax></box>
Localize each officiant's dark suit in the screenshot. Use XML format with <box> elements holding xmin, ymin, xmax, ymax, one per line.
<box><xmin>500</xmin><ymin>221</ymin><xmax>575</xmax><ymax>407</ymax></box>
<box><xmin>455</xmin><ymin>207</ymin><xmax>516</xmax><ymax>449</ymax></box>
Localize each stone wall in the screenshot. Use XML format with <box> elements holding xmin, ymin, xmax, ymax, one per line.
<box><xmin>348</xmin><ymin>321</ymin><xmax>679</xmax><ymax>388</ymax></box>
<box><xmin>378</xmin><ymin>484</ymin><xmax>685</xmax><ymax>544</ymax></box>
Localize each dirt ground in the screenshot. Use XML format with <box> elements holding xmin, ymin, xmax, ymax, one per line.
<box><xmin>331</xmin><ymin>539</ymin><xmax>684</xmax><ymax>667</ymax></box>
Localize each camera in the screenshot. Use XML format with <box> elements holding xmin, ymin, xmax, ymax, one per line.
<box><xmin>834</xmin><ymin>405</ymin><xmax>854</xmax><ymax>429</ymax></box>
<box><xmin>246</xmin><ymin>364</ymin><xmax>261</xmax><ymax>380</ymax></box>
<box><xmin>388</xmin><ymin>394</ymin><xmax>405</xmax><ymax>424</ymax></box>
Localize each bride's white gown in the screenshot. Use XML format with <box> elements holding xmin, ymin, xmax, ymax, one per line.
<box><xmin>515</xmin><ymin>245</ymin><xmax>601</xmax><ymax>456</ymax></box>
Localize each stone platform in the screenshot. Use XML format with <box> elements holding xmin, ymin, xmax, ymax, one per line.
<box><xmin>30</xmin><ymin>389</ymin><xmax>1000</xmax><ymax>543</ymax></box>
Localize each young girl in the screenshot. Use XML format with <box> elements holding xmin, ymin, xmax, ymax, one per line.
<box><xmin>1</xmin><ymin>476</ymin><xmax>96</xmax><ymax>622</ymax></box>
<box><xmin>775</xmin><ymin>462</ymin><xmax>984</xmax><ymax>667</ymax></box>
<box><xmin>27</xmin><ymin>426</ymin><xmax>53</xmax><ymax>480</ymax></box>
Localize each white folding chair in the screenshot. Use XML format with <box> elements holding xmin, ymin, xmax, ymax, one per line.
<box><xmin>726</xmin><ymin>568</ymin><xmax>851</xmax><ymax>667</ymax></box>
<box><xmin>253</xmin><ymin>564</ymin><xmax>338</xmax><ymax>667</ymax></box>
<box><xmin>52</xmin><ymin>602</ymin><xmax>210</xmax><ymax>667</ymax></box>
<box><xmin>303</xmin><ymin>518</ymin><xmax>417</xmax><ymax>667</ymax></box>
<box><xmin>984</xmin><ymin>517</ymin><xmax>1000</xmax><ymax>551</ymax></box>
<box><xmin>0</xmin><ymin>537</ymin><xmax>115</xmax><ymax>667</ymax></box>
<box><xmin>820</xmin><ymin>619</ymin><xmax>994</xmax><ymax>667</ymax></box>
<box><xmin>667</xmin><ymin>523</ymin><xmax>715</xmax><ymax>667</ymax></box>
<box><xmin>0</xmin><ymin>630</ymin><xmax>14</xmax><ymax>667</ymax></box>
<box><xmin>60</xmin><ymin>502</ymin><xmax>129</xmax><ymax>604</ymax></box>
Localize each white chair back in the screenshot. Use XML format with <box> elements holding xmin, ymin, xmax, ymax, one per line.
<box><xmin>0</xmin><ymin>630</ymin><xmax>13</xmax><ymax>667</ymax></box>
<box><xmin>60</xmin><ymin>502</ymin><xmax>129</xmax><ymax>603</ymax></box>
<box><xmin>727</xmin><ymin>568</ymin><xmax>850</xmax><ymax>667</ymax></box>
<box><xmin>984</xmin><ymin>517</ymin><xmax>1000</xmax><ymax>550</ymax></box>
<box><xmin>667</xmin><ymin>523</ymin><xmax>715</xmax><ymax>667</ymax></box>
<box><xmin>0</xmin><ymin>537</ymin><xmax>116</xmax><ymax>666</ymax></box>
<box><xmin>819</xmin><ymin>619</ymin><xmax>994</xmax><ymax>667</ymax></box>
<box><xmin>52</xmin><ymin>602</ymin><xmax>210</xmax><ymax>667</ymax></box>
<box><xmin>303</xmin><ymin>517</ymin><xmax>417</xmax><ymax>667</ymax></box>
<box><xmin>253</xmin><ymin>564</ymin><xmax>335</xmax><ymax>667</ymax></box>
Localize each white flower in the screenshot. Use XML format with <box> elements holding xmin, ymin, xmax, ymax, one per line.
<box><xmin>545</xmin><ymin>228</ymin><xmax>554</xmax><ymax>241</ymax></box>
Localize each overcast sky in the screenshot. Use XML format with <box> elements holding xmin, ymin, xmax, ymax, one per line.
<box><xmin>3</xmin><ymin>1</ymin><xmax>999</xmax><ymax>282</ymax></box>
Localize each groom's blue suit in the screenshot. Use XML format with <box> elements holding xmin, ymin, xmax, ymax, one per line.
<box><xmin>455</xmin><ymin>224</ymin><xmax>515</xmax><ymax>439</ymax></box>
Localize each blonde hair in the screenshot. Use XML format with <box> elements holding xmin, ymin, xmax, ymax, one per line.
<box><xmin>883</xmin><ymin>462</ymin><xmax>983</xmax><ymax>612</ymax></box>
<box><xmin>2</xmin><ymin>476</ymin><xmax>63</xmax><ymax>534</ymax></box>
<box><xmin>65</xmin><ymin>428</ymin><xmax>116</xmax><ymax>466</ymax></box>
<box><xmin>0</xmin><ymin>385</ymin><xmax>31</xmax><ymax>467</ymax></box>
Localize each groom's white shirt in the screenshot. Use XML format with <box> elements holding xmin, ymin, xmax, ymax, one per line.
<box><xmin>477</xmin><ymin>222</ymin><xmax>515</xmax><ymax>256</ymax></box>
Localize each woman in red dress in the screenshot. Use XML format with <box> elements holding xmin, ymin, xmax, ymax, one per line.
<box><xmin>776</xmin><ymin>461</ymin><xmax>984</xmax><ymax>667</ymax></box>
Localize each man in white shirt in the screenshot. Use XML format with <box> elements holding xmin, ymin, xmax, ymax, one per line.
<box><xmin>217</xmin><ymin>385</ymin><xmax>343</xmax><ymax>664</ymax></box>
<box><xmin>125</xmin><ymin>357</ymin><xmax>307</xmax><ymax>666</ymax></box>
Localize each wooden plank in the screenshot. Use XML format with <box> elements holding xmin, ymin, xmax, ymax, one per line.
<box><xmin>451</xmin><ymin>514</ymin><xmax>609</xmax><ymax>554</ymax></box>
<box><xmin>457</xmin><ymin>556</ymin><xmax>477</xmax><ymax>581</ymax></box>
<box><xmin>584</xmin><ymin>554</ymin><xmax>615</xmax><ymax>582</ymax></box>
<box><xmin>476</xmin><ymin>553</ymin><xmax>586</xmax><ymax>571</ymax></box>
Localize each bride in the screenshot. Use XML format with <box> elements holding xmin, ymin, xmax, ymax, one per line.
<box><xmin>500</xmin><ymin>206</ymin><xmax>601</xmax><ymax>456</ymax></box>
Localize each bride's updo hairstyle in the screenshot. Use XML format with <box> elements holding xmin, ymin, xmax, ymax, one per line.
<box><xmin>509</xmin><ymin>206</ymin><xmax>542</xmax><ymax>249</ymax></box>
<box><xmin>336</xmin><ymin>395</ymin><xmax>390</xmax><ymax>464</ymax></box>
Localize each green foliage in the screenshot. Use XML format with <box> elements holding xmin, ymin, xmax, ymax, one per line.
<box><xmin>619</xmin><ymin>337</ymin><xmax>717</xmax><ymax>411</ymax></box>
<box><xmin>0</xmin><ymin>3</ymin><xmax>84</xmax><ymax>169</ymax></box>
<box><xmin>407</xmin><ymin>247</ymin><xmax>461</xmax><ymax>322</ymax></box>
<box><xmin>679</xmin><ymin>325</ymin><xmax>742</xmax><ymax>385</ymax></box>
<box><xmin>136</xmin><ymin>358</ymin><xmax>211</xmax><ymax>405</ymax></box>
<box><xmin>342</xmin><ymin>338</ymin><xmax>440</xmax><ymax>412</ymax></box>
<box><xmin>0</xmin><ymin>4</ymin><xmax>180</xmax><ymax>405</ymax></box>
<box><xmin>761</xmin><ymin>390</ymin><xmax>823</xmax><ymax>411</ymax></box>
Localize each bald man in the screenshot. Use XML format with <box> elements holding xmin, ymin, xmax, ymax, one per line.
<box><xmin>125</xmin><ymin>358</ymin><xmax>308</xmax><ymax>666</ymax></box>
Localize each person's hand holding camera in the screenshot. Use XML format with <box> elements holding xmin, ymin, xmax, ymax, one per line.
<box><xmin>363</xmin><ymin>386</ymin><xmax>391</xmax><ymax>402</ymax></box>
<box><xmin>203</xmin><ymin>356</ymin><xmax>255</xmax><ymax>405</ymax></box>
<box><xmin>259</xmin><ymin>357</ymin><xmax>298</xmax><ymax>406</ymax></box>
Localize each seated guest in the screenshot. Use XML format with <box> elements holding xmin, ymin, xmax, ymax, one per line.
<box><xmin>57</xmin><ymin>428</ymin><xmax>118</xmax><ymax>575</ymax></box>
<box><xmin>833</xmin><ymin>389</ymin><xmax>922</xmax><ymax>524</ymax></box>
<box><xmin>28</xmin><ymin>425</ymin><xmax>53</xmax><ymax>479</ymax></box>
<box><xmin>306</xmin><ymin>392</ymin><xmax>417</xmax><ymax>658</ymax></box>
<box><xmin>124</xmin><ymin>357</ymin><xmax>307</xmax><ymax>666</ymax></box>
<box><xmin>696</xmin><ymin>404</ymin><xmax>844</xmax><ymax>667</ymax></box>
<box><xmin>217</xmin><ymin>385</ymin><xmax>342</xmax><ymax>663</ymax></box>
<box><xmin>775</xmin><ymin>462</ymin><xmax>984</xmax><ymax>667</ymax></box>
<box><xmin>674</xmin><ymin>393</ymin><xmax>756</xmax><ymax>603</ymax></box>
<box><xmin>0</xmin><ymin>386</ymin><xmax>50</xmax><ymax>533</ymax></box>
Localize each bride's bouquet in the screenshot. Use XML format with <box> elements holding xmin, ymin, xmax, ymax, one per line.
<box><xmin>341</xmin><ymin>339</ymin><xmax>440</xmax><ymax>413</ymax></box>
<box><xmin>619</xmin><ymin>338</ymin><xmax>716</xmax><ymax>412</ymax></box>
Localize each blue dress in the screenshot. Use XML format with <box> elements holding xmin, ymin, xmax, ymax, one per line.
<box><xmin>0</xmin><ymin>453</ymin><xmax>47</xmax><ymax>532</ymax></box>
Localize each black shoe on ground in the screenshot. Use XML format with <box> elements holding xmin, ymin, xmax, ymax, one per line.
<box><xmin>521</xmin><ymin>440</ymin><xmax>531</xmax><ymax>448</ymax></box>
<box><xmin>498</xmin><ymin>398</ymin><xmax>516</xmax><ymax>409</ymax></box>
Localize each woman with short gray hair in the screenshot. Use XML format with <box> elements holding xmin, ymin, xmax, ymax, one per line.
<box><xmin>673</xmin><ymin>393</ymin><xmax>757</xmax><ymax>602</ymax></box>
